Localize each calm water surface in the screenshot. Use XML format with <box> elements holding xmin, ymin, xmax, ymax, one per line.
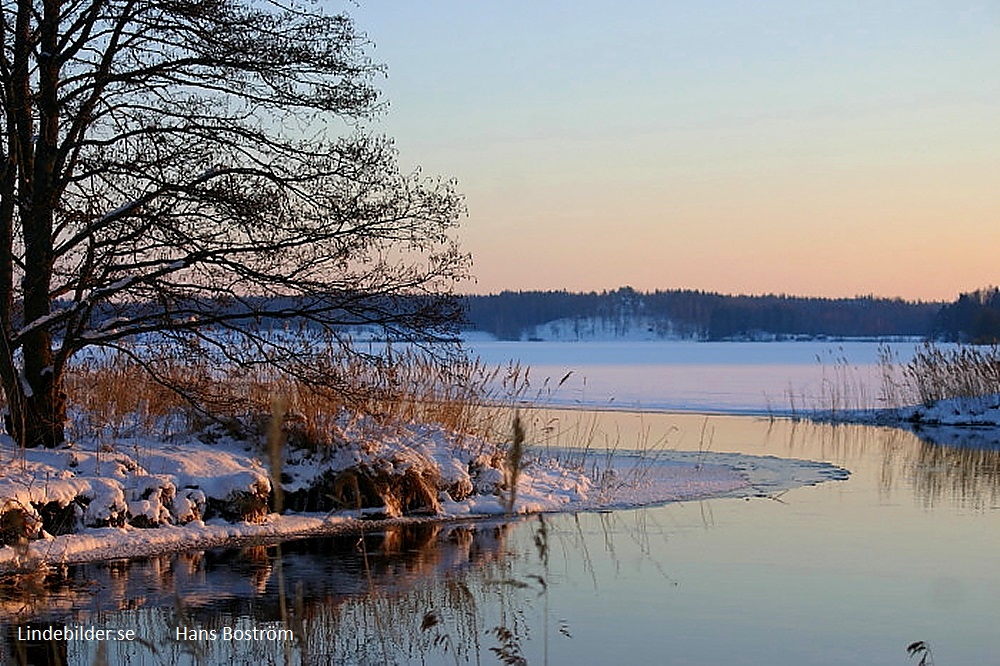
<box><xmin>2</xmin><ymin>342</ymin><xmax>998</xmax><ymax>665</ymax></box>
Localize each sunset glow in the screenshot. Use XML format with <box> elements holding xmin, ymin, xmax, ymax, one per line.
<box><xmin>353</xmin><ymin>2</ymin><xmax>999</xmax><ymax>300</ymax></box>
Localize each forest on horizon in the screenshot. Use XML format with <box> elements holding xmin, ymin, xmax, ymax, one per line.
<box><xmin>461</xmin><ymin>287</ymin><xmax>1000</xmax><ymax>343</ymax></box>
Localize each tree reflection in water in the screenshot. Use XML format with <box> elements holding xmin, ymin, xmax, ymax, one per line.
<box><xmin>0</xmin><ymin>518</ymin><xmax>572</xmax><ymax>665</ymax></box>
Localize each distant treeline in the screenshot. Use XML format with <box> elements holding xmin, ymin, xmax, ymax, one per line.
<box><xmin>461</xmin><ymin>287</ymin><xmax>947</xmax><ymax>341</ymax></box>
<box><xmin>933</xmin><ymin>287</ymin><xmax>1000</xmax><ymax>343</ymax></box>
<box><xmin>70</xmin><ymin>286</ymin><xmax>997</xmax><ymax>343</ymax></box>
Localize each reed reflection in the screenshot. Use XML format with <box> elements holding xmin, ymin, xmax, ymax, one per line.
<box><xmin>907</xmin><ymin>437</ymin><xmax>1000</xmax><ymax>510</ymax></box>
<box><xmin>2</xmin><ymin>413</ymin><xmax>998</xmax><ymax>664</ymax></box>
<box><xmin>0</xmin><ymin>520</ymin><xmax>537</xmax><ymax>664</ymax></box>
<box><xmin>773</xmin><ymin>418</ymin><xmax>1000</xmax><ymax>510</ymax></box>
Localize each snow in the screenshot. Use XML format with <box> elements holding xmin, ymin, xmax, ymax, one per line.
<box><xmin>17</xmin><ymin>370</ymin><xmax>33</xmax><ymax>398</ymax></box>
<box><xmin>520</xmin><ymin>316</ymin><xmax>692</xmax><ymax>342</ymax></box>
<box><xmin>0</xmin><ymin>433</ymin><xmax>270</xmax><ymax>547</ymax></box>
<box><xmin>17</xmin><ymin>339</ymin><xmax>991</xmax><ymax>572</ymax></box>
<box><xmin>817</xmin><ymin>394</ymin><xmax>1000</xmax><ymax>448</ymax></box>
<box><xmin>874</xmin><ymin>394</ymin><xmax>1000</xmax><ymax>428</ymax></box>
<box><xmin>0</xmin><ymin>421</ymin><xmax>849</xmax><ymax>572</ymax></box>
<box><xmin>463</xmin><ymin>339</ymin><xmax>1000</xmax><ymax>436</ymax></box>
<box><xmin>16</xmin><ymin>311</ymin><xmax>69</xmax><ymax>339</ymax></box>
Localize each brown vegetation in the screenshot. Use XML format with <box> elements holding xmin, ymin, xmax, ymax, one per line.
<box><xmin>901</xmin><ymin>343</ymin><xmax>1000</xmax><ymax>406</ymax></box>
<box><xmin>59</xmin><ymin>340</ymin><xmax>525</xmax><ymax>448</ymax></box>
<box><xmin>0</xmin><ymin>342</ymin><xmax>526</xmax><ymax>546</ymax></box>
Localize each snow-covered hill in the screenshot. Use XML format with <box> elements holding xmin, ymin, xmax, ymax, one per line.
<box><xmin>521</xmin><ymin>316</ymin><xmax>695</xmax><ymax>342</ymax></box>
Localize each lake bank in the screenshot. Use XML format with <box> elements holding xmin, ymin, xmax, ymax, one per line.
<box><xmin>0</xmin><ymin>416</ymin><xmax>848</xmax><ymax>573</ymax></box>
<box><xmin>4</xmin><ymin>337</ymin><xmax>994</xmax><ymax>574</ymax></box>
<box><xmin>2</xmin><ymin>340</ymin><xmax>997</xmax><ymax>664</ymax></box>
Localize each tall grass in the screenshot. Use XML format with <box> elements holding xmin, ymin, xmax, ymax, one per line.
<box><xmin>506</xmin><ymin>407</ymin><xmax>678</xmax><ymax>501</ymax></box>
<box><xmin>901</xmin><ymin>342</ymin><xmax>1000</xmax><ymax>406</ymax></box>
<box><xmin>57</xmin><ymin>340</ymin><xmax>529</xmax><ymax>448</ymax></box>
<box><xmin>815</xmin><ymin>347</ymin><xmax>873</xmax><ymax>415</ymax></box>
<box><xmin>785</xmin><ymin>347</ymin><xmax>876</xmax><ymax>419</ymax></box>
<box><xmin>807</xmin><ymin>342</ymin><xmax>1000</xmax><ymax>416</ymax></box>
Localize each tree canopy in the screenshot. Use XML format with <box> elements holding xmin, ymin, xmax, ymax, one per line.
<box><xmin>0</xmin><ymin>0</ymin><xmax>469</xmax><ymax>447</ymax></box>
<box><xmin>934</xmin><ymin>287</ymin><xmax>1000</xmax><ymax>343</ymax></box>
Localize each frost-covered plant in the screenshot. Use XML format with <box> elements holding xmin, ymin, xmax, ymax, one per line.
<box><xmin>502</xmin><ymin>414</ymin><xmax>526</xmax><ymax>515</ymax></box>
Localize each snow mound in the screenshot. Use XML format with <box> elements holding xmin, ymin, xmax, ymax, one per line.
<box><xmin>891</xmin><ymin>394</ymin><xmax>1000</xmax><ymax>428</ymax></box>
<box><xmin>0</xmin><ymin>434</ymin><xmax>271</xmax><ymax>543</ymax></box>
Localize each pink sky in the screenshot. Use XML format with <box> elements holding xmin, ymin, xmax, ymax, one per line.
<box><xmin>354</xmin><ymin>2</ymin><xmax>999</xmax><ymax>301</ymax></box>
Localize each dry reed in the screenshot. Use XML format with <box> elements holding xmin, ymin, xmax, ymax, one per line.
<box><xmin>902</xmin><ymin>342</ymin><xmax>1000</xmax><ymax>406</ymax></box>
<box><xmin>55</xmin><ymin>339</ymin><xmax>528</xmax><ymax>450</ymax></box>
<box><xmin>807</xmin><ymin>342</ymin><xmax>1000</xmax><ymax>415</ymax></box>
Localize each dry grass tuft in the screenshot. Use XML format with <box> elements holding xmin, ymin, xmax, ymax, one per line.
<box><xmin>902</xmin><ymin>342</ymin><xmax>1000</xmax><ymax>406</ymax></box>
<box><xmin>807</xmin><ymin>342</ymin><xmax>1000</xmax><ymax>415</ymax></box>
<box><xmin>56</xmin><ymin>341</ymin><xmax>528</xmax><ymax>450</ymax></box>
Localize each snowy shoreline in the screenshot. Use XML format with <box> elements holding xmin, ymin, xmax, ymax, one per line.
<box><xmin>4</xmin><ymin>386</ymin><xmax>996</xmax><ymax>574</ymax></box>
<box><xmin>807</xmin><ymin>394</ymin><xmax>1000</xmax><ymax>449</ymax></box>
<box><xmin>0</xmin><ymin>421</ymin><xmax>849</xmax><ymax>572</ymax></box>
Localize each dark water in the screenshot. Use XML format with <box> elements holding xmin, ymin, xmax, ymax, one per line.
<box><xmin>2</xmin><ymin>411</ymin><xmax>998</xmax><ymax>665</ymax></box>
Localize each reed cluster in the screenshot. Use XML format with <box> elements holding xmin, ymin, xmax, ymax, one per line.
<box><xmin>58</xmin><ymin>339</ymin><xmax>528</xmax><ymax>448</ymax></box>
<box><xmin>808</xmin><ymin>342</ymin><xmax>1000</xmax><ymax>416</ymax></box>
<box><xmin>901</xmin><ymin>342</ymin><xmax>1000</xmax><ymax>406</ymax></box>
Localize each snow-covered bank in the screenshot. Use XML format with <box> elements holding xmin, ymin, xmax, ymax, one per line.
<box><xmin>0</xmin><ymin>424</ymin><xmax>849</xmax><ymax>572</ymax></box>
<box><xmin>879</xmin><ymin>394</ymin><xmax>1000</xmax><ymax>428</ymax></box>
<box><xmin>812</xmin><ymin>394</ymin><xmax>1000</xmax><ymax>449</ymax></box>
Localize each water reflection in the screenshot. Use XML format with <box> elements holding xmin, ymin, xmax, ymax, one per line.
<box><xmin>1</xmin><ymin>520</ymin><xmax>550</xmax><ymax>664</ymax></box>
<box><xmin>1</xmin><ymin>414</ymin><xmax>999</xmax><ymax>665</ymax></box>
<box><xmin>0</xmin><ymin>514</ymin><xmax>664</xmax><ymax>665</ymax></box>
<box><xmin>765</xmin><ymin>418</ymin><xmax>1000</xmax><ymax>510</ymax></box>
<box><xmin>907</xmin><ymin>438</ymin><xmax>1000</xmax><ymax>510</ymax></box>
<box><xmin>523</xmin><ymin>406</ymin><xmax>1000</xmax><ymax>511</ymax></box>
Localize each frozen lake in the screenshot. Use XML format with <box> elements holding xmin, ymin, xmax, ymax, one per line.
<box><xmin>467</xmin><ymin>338</ymin><xmax>923</xmax><ymax>414</ymax></box>
<box><xmin>3</xmin><ymin>340</ymin><xmax>997</xmax><ymax>665</ymax></box>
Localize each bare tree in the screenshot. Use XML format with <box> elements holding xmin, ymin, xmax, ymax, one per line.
<box><xmin>0</xmin><ymin>0</ymin><xmax>469</xmax><ymax>448</ymax></box>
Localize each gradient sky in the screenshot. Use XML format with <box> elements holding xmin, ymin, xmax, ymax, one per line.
<box><xmin>349</xmin><ymin>1</ymin><xmax>999</xmax><ymax>300</ymax></box>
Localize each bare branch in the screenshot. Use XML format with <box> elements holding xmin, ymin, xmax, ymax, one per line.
<box><xmin>0</xmin><ymin>0</ymin><xmax>468</xmax><ymax>447</ymax></box>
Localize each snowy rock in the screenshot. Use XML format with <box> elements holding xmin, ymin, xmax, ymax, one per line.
<box><xmin>279</xmin><ymin>415</ymin><xmax>502</xmax><ymax>517</ymax></box>
<box><xmin>81</xmin><ymin>478</ymin><xmax>127</xmax><ymax>528</ymax></box>
<box><xmin>125</xmin><ymin>475</ymin><xmax>175</xmax><ymax>527</ymax></box>
<box><xmin>172</xmin><ymin>488</ymin><xmax>206</xmax><ymax>524</ymax></box>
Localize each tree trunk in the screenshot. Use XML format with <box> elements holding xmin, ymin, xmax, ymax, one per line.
<box><xmin>14</xmin><ymin>337</ymin><xmax>66</xmax><ymax>448</ymax></box>
<box><xmin>6</xmin><ymin>0</ymin><xmax>66</xmax><ymax>448</ymax></box>
<box><xmin>15</xmin><ymin>393</ymin><xmax>67</xmax><ymax>449</ymax></box>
